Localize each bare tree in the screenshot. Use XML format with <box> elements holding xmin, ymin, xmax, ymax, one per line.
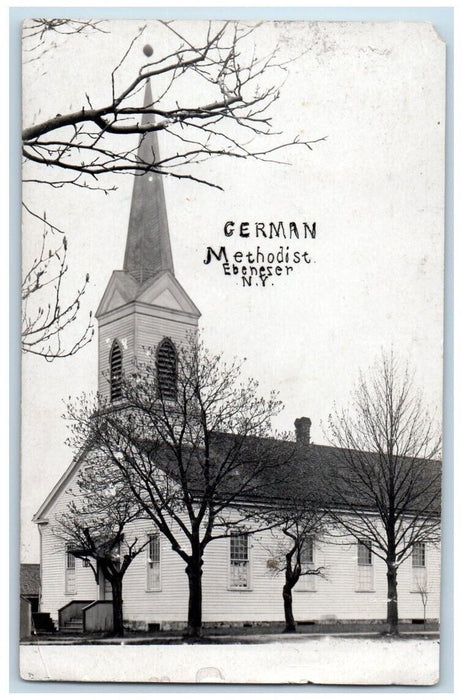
<box><xmin>266</xmin><ymin>500</ymin><xmax>326</xmax><ymax>632</ymax></box>
<box><xmin>22</xmin><ymin>208</ymin><xmax>94</xmax><ymax>360</ymax></box>
<box><xmin>323</xmin><ymin>350</ymin><xmax>441</xmax><ymax>635</ymax></box>
<box><xmin>65</xmin><ymin>338</ymin><xmax>294</xmax><ymax>638</ymax></box>
<box><xmin>55</xmin><ymin>462</ymin><xmax>147</xmax><ymax>636</ymax></box>
<box><xmin>415</xmin><ymin>579</ymin><xmax>429</xmax><ymax>630</ymax></box>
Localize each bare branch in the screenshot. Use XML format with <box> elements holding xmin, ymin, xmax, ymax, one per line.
<box><xmin>22</xmin><ymin>207</ymin><xmax>94</xmax><ymax>360</ymax></box>
<box><xmin>23</xmin><ymin>21</ymin><xmax>323</xmax><ymax>190</ymax></box>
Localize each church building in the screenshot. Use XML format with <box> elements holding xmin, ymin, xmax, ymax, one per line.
<box><xmin>33</xmin><ymin>81</ymin><xmax>441</xmax><ymax>634</ymax></box>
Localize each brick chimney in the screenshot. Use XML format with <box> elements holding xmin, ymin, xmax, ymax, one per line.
<box><xmin>295</xmin><ymin>417</ymin><xmax>311</xmax><ymax>447</ymax></box>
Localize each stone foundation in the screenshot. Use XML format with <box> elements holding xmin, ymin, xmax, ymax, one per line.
<box><xmin>122</xmin><ymin>617</ymin><xmax>439</xmax><ymax>632</ymax></box>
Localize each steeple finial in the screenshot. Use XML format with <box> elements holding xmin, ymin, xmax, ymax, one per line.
<box><xmin>123</xmin><ymin>72</ymin><xmax>174</xmax><ymax>285</ymax></box>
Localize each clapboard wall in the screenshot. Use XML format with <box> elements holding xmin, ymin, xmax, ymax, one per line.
<box><xmin>39</xmin><ymin>468</ymin><xmax>441</xmax><ymax>628</ymax></box>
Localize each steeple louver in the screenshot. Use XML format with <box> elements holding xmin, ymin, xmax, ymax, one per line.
<box><xmin>123</xmin><ymin>79</ymin><xmax>174</xmax><ymax>285</ymax></box>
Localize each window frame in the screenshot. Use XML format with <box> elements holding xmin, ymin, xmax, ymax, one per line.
<box><xmin>412</xmin><ymin>542</ymin><xmax>426</xmax><ymax>568</ymax></box>
<box><xmin>356</xmin><ymin>539</ymin><xmax>374</xmax><ymax>592</ymax></box>
<box><xmin>156</xmin><ymin>338</ymin><xmax>177</xmax><ymax>401</ymax></box>
<box><xmin>357</xmin><ymin>539</ymin><xmax>373</xmax><ymax>566</ymax></box>
<box><xmin>146</xmin><ymin>532</ymin><xmax>162</xmax><ymax>592</ymax></box>
<box><xmin>228</xmin><ymin>532</ymin><xmax>251</xmax><ymax>591</ymax></box>
<box><xmin>64</xmin><ymin>544</ymin><xmax>77</xmax><ymax>595</ymax></box>
<box><xmin>109</xmin><ymin>339</ymin><xmax>123</xmax><ymax>402</ymax></box>
<box><xmin>411</xmin><ymin>542</ymin><xmax>427</xmax><ymax>593</ymax></box>
<box><xmin>295</xmin><ymin>537</ymin><xmax>317</xmax><ymax>592</ymax></box>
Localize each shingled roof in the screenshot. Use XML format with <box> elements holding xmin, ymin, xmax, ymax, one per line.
<box><xmin>289</xmin><ymin>442</ymin><xmax>441</xmax><ymax>516</ymax></box>
<box><xmin>34</xmin><ymin>421</ymin><xmax>442</xmax><ymax>524</ymax></box>
<box><xmin>139</xmin><ymin>430</ymin><xmax>441</xmax><ymax>515</ymax></box>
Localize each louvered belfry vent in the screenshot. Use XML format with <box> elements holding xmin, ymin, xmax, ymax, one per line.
<box><xmin>110</xmin><ymin>340</ymin><xmax>123</xmax><ymax>402</ymax></box>
<box><xmin>156</xmin><ymin>338</ymin><xmax>177</xmax><ymax>401</ymax></box>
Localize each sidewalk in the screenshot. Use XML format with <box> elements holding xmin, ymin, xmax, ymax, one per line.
<box><xmin>21</xmin><ymin>628</ymin><xmax>440</xmax><ymax>645</ymax></box>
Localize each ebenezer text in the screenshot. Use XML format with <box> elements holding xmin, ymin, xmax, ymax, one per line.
<box><xmin>203</xmin><ymin>245</ymin><xmax>312</xmax><ymax>287</ymax></box>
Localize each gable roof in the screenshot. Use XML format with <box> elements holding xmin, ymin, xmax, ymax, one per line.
<box><xmin>95</xmin><ymin>271</ymin><xmax>138</xmax><ymax>317</ymax></box>
<box><xmin>95</xmin><ymin>270</ymin><xmax>201</xmax><ymax>319</ymax></box>
<box><xmin>202</xmin><ymin>434</ymin><xmax>441</xmax><ymax>514</ymax></box>
<box><xmin>34</xmin><ymin>429</ymin><xmax>441</xmax><ymax>524</ymax></box>
<box><xmin>33</xmin><ymin>443</ymin><xmax>90</xmax><ymax>523</ymax></box>
<box><xmin>136</xmin><ymin>271</ymin><xmax>200</xmax><ymax>316</ymax></box>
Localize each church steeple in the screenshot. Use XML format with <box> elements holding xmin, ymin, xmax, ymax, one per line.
<box><xmin>96</xmin><ymin>68</ymin><xmax>200</xmax><ymax>402</ymax></box>
<box><xmin>123</xmin><ymin>79</ymin><xmax>174</xmax><ymax>285</ymax></box>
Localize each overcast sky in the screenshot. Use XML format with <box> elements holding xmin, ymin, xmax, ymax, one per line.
<box><xmin>21</xmin><ymin>19</ymin><xmax>445</xmax><ymax>562</ymax></box>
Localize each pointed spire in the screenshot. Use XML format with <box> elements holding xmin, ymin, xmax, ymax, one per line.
<box><xmin>123</xmin><ymin>78</ymin><xmax>174</xmax><ymax>285</ymax></box>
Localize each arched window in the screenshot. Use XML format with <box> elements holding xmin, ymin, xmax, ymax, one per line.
<box><xmin>156</xmin><ymin>338</ymin><xmax>177</xmax><ymax>400</ymax></box>
<box><xmin>110</xmin><ymin>340</ymin><xmax>123</xmax><ymax>402</ymax></box>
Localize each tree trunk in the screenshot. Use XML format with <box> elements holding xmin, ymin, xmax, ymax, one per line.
<box><xmin>386</xmin><ymin>561</ymin><xmax>399</xmax><ymax>635</ymax></box>
<box><xmin>185</xmin><ymin>556</ymin><xmax>203</xmax><ymax>638</ymax></box>
<box><xmin>111</xmin><ymin>576</ymin><xmax>124</xmax><ymax>637</ymax></box>
<box><xmin>283</xmin><ymin>582</ymin><xmax>297</xmax><ymax>632</ymax></box>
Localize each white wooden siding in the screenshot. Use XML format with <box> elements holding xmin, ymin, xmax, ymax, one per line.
<box><xmin>97</xmin><ymin>305</ymin><xmax>197</xmax><ymax>399</ymax></box>
<box><xmin>98</xmin><ymin>311</ymin><xmax>135</xmax><ymax>398</ymax></box>
<box><xmin>39</xmin><ymin>472</ymin><xmax>441</xmax><ymax>625</ymax></box>
<box><xmin>134</xmin><ymin>306</ymin><xmax>198</xmax><ymax>361</ymax></box>
<box><xmin>39</xmin><ymin>465</ymin><xmax>100</xmax><ymax>621</ymax></box>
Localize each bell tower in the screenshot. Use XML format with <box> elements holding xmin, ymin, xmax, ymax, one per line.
<box><xmin>95</xmin><ymin>76</ymin><xmax>200</xmax><ymax>399</ymax></box>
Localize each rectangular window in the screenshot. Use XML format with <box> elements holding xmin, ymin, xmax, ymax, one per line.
<box><xmin>412</xmin><ymin>542</ymin><xmax>426</xmax><ymax>567</ymax></box>
<box><xmin>147</xmin><ymin>533</ymin><xmax>161</xmax><ymax>591</ymax></box>
<box><xmin>65</xmin><ymin>545</ymin><xmax>76</xmax><ymax>594</ymax></box>
<box><xmin>357</xmin><ymin>540</ymin><xmax>372</xmax><ymax>565</ymax></box>
<box><xmin>357</xmin><ymin>539</ymin><xmax>374</xmax><ymax>591</ymax></box>
<box><xmin>301</xmin><ymin>538</ymin><xmax>314</xmax><ymax>566</ymax></box>
<box><xmin>66</xmin><ymin>547</ymin><xmax>76</xmax><ymax>570</ymax></box>
<box><xmin>411</xmin><ymin>542</ymin><xmax>427</xmax><ymax>592</ymax></box>
<box><xmin>229</xmin><ymin>533</ymin><xmax>250</xmax><ymax>589</ymax></box>
<box><xmin>297</xmin><ymin>538</ymin><xmax>316</xmax><ymax>592</ymax></box>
